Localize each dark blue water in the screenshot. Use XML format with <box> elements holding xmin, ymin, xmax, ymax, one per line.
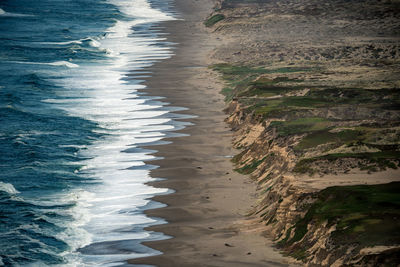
<box><xmin>0</xmin><ymin>0</ymin><xmax>179</xmax><ymax>266</ymax></box>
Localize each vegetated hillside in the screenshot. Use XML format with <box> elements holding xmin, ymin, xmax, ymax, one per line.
<box><xmin>207</xmin><ymin>0</ymin><xmax>400</xmax><ymax>265</ymax></box>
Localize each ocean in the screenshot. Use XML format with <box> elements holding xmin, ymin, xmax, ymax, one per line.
<box><xmin>0</xmin><ymin>0</ymin><xmax>184</xmax><ymax>266</ymax></box>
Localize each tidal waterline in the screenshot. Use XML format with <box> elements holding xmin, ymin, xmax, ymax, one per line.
<box><xmin>0</xmin><ymin>0</ymin><xmax>185</xmax><ymax>265</ymax></box>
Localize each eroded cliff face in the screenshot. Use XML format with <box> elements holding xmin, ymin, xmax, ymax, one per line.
<box><xmin>207</xmin><ymin>0</ymin><xmax>400</xmax><ymax>265</ymax></box>
<box><xmin>225</xmin><ymin>101</ymin><xmax>400</xmax><ymax>266</ymax></box>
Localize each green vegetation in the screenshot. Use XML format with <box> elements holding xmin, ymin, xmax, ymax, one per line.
<box><xmin>270</xmin><ymin>117</ymin><xmax>332</xmax><ymax>136</ymax></box>
<box><xmin>293</xmin><ymin>127</ymin><xmax>400</xmax><ymax>173</ymax></box>
<box><xmin>295</xmin><ymin>129</ymin><xmax>363</xmax><ymax>150</ymax></box>
<box><xmin>204</xmin><ymin>14</ymin><xmax>226</xmax><ymax>27</ymax></box>
<box><xmin>231</xmin><ymin>150</ymin><xmax>246</xmax><ymax>164</ymax></box>
<box><xmin>277</xmin><ymin>228</ymin><xmax>294</xmax><ymax>246</ymax></box>
<box><xmin>294</xmin><ymin>151</ymin><xmax>400</xmax><ymax>175</ymax></box>
<box><xmin>261</xmin><ymin>186</ymin><xmax>272</xmax><ymax>194</ymax></box>
<box><xmin>212</xmin><ymin>64</ymin><xmax>312</xmax><ymax>76</ymax></box>
<box><xmin>280</xmin><ymin>183</ymin><xmax>400</xmax><ymax>250</ymax></box>
<box><xmin>308</xmin><ymin>87</ymin><xmax>400</xmax><ymax>106</ymax></box>
<box><xmin>235</xmin><ymin>157</ymin><xmax>266</xmax><ymax>174</ymax></box>
<box><xmin>211</xmin><ymin>63</ymin><xmax>311</xmax><ymax>101</ymax></box>
<box><xmin>290</xmin><ymin>248</ymin><xmax>308</xmax><ymax>261</ymax></box>
<box><xmin>209</xmin><ymin>1</ymin><xmax>400</xmax><ymax>263</ymax></box>
<box><xmin>212</xmin><ymin>64</ymin><xmax>269</xmax><ymax>76</ymax></box>
<box><xmin>214</xmin><ymin>62</ymin><xmax>400</xmax><ymax>258</ymax></box>
<box><xmin>212</xmin><ymin>64</ymin><xmax>268</xmax><ymax>101</ymax></box>
<box><xmin>292</xmin><ymin>158</ymin><xmax>316</xmax><ymax>175</ymax></box>
<box><xmin>251</xmin><ymin>99</ymin><xmax>283</xmax><ymax>116</ymax></box>
<box><xmin>317</xmin><ymin>151</ymin><xmax>400</xmax><ymax>161</ymax></box>
<box><xmin>213</xmin><ymin>62</ymin><xmax>400</xmax><ymax>179</ymax></box>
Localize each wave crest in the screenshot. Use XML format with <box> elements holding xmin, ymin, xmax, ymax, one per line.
<box><xmin>0</xmin><ymin>182</ymin><xmax>20</xmax><ymax>194</ymax></box>
<box><xmin>48</xmin><ymin>61</ymin><xmax>79</xmax><ymax>68</ymax></box>
<box><xmin>0</xmin><ymin>8</ymin><xmax>33</xmax><ymax>17</ymax></box>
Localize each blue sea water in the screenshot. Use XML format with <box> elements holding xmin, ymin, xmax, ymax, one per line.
<box><xmin>0</xmin><ymin>0</ymin><xmax>183</xmax><ymax>266</ymax></box>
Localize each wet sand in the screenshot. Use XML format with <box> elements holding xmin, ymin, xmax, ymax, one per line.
<box><xmin>128</xmin><ymin>0</ymin><xmax>294</xmax><ymax>266</ymax></box>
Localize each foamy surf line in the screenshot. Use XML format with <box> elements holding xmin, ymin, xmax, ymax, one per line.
<box><xmin>0</xmin><ymin>0</ymin><xmax>185</xmax><ymax>265</ymax></box>
<box><xmin>44</xmin><ymin>0</ymin><xmax>182</xmax><ymax>266</ymax></box>
<box><xmin>9</xmin><ymin>60</ymin><xmax>80</xmax><ymax>68</ymax></box>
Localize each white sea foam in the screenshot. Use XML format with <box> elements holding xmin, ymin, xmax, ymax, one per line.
<box><xmin>0</xmin><ymin>8</ymin><xmax>33</xmax><ymax>17</ymax></box>
<box><xmin>48</xmin><ymin>61</ymin><xmax>79</xmax><ymax>68</ymax></box>
<box><xmin>0</xmin><ymin>181</ymin><xmax>19</xmax><ymax>194</ymax></box>
<box><xmin>9</xmin><ymin>60</ymin><xmax>79</xmax><ymax>68</ymax></box>
<box><xmin>109</xmin><ymin>0</ymin><xmax>174</xmax><ymax>21</ymax></box>
<box><xmin>106</xmin><ymin>20</ymin><xmax>134</xmax><ymax>38</ymax></box>
<box><xmin>39</xmin><ymin>40</ymin><xmax>83</xmax><ymax>45</ymax></box>
<box><xmin>89</xmin><ymin>39</ymin><xmax>101</xmax><ymax>48</ymax></box>
<box><xmin>38</xmin><ymin>0</ymin><xmax>179</xmax><ymax>265</ymax></box>
<box><xmin>38</xmin><ymin>37</ymin><xmax>105</xmax><ymax>47</ymax></box>
<box><xmin>1</xmin><ymin>2</ymin><xmax>179</xmax><ymax>265</ymax></box>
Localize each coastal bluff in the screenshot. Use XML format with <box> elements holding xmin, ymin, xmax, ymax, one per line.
<box><xmin>208</xmin><ymin>0</ymin><xmax>400</xmax><ymax>265</ymax></box>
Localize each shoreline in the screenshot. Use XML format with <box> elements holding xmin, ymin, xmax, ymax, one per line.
<box><xmin>128</xmin><ymin>0</ymin><xmax>293</xmax><ymax>266</ymax></box>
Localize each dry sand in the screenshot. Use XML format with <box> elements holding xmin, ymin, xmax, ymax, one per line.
<box><xmin>128</xmin><ymin>0</ymin><xmax>295</xmax><ymax>266</ymax></box>
<box><xmin>293</xmin><ymin>169</ymin><xmax>400</xmax><ymax>190</ymax></box>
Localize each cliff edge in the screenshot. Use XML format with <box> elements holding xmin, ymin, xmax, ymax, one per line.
<box><xmin>206</xmin><ymin>0</ymin><xmax>400</xmax><ymax>265</ymax></box>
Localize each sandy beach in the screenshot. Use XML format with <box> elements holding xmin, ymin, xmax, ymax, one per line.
<box><xmin>128</xmin><ymin>0</ymin><xmax>294</xmax><ymax>266</ymax></box>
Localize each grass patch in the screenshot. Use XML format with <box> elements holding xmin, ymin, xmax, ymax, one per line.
<box><xmin>293</xmin><ymin>151</ymin><xmax>400</xmax><ymax>174</ymax></box>
<box><xmin>212</xmin><ymin>63</ymin><xmax>268</xmax><ymax>77</ymax></box>
<box><xmin>307</xmin><ymin>87</ymin><xmax>400</xmax><ymax>106</ymax></box>
<box><xmin>235</xmin><ymin>156</ymin><xmax>266</xmax><ymax>174</ymax></box>
<box><xmin>231</xmin><ymin>150</ymin><xmax>246</xmax><ymax>164</ymax></box>
<box><xmin>277</xmin><ymin>228</ymin><xmax>293</xmax><ymax>247</ymax></box>
<box><xmin>270</xmin><ymin>117</ymin><xmax>332</xmax><ymax>136</ymax></box>
<box><xmin>295</xmin><ymin>129</ymin><xmax>363</xmax><ymax>151</ymax></box>
<box><xmin>252</xmin><ymin>76</ymin><xmax>303</xmax><ymax>85</ymax></box>
<box><xmin>212</xmin><ymin>64</ymin><xmax>268</xmax><ymax>101</ymax></box>
<box><xmin>292</xmin><ymin>158</ymin><xmax>316</xmax><ymax>175</ymax></box>
<box><xmin>319</xmin><ymin>151</ymin><xmax>400</xmax><ymax>161</ymax></box>
<box><xmin>241</xmin><ymin>86</ymin><xmax>400</xmax><ymax>120</ymax></box>
<box><xmin>204</xmin><ymin>14</ymin><xmax>225</xmax><ymax>27</ymax></box>
<box><xmin>240</xmin><ymin>85</ymin><xmax>298</xmax><ymax>98</ymax></box>
<box><xmin>211</xmin><ymin>64</ymin><xmax>312</xmax><ymax>101</ymax></box>
<box><xmin>280</xmin><ymin>182</ymin><xmax>400</xmax><ymax>250</ymax></box>
<box><xmin>220</xmin><ymin>86</ymin><xmax>235</xmax><ymax>101</ymax></box>
<box><xmin>261</xmin><ymin>186</ymin><xmax>272</xmax><ymax>194</ymax></box>
<box><xmin>291</xmin><ymin>248</ymin><xmax>308</xmax><ymax>260</ymax></box>
<box><xmin>244</xmin><ymin>94</ymin><xmax>333</xmax><ymax>119</ymax></box>
<box><xmin>238</xmin><ymin>72</ymin><xmax>309</xmax><ymax>98</ymax></box>
<box><xmin>281</xmin><ymin>96</ymin><xmax>329</xmax><ymax>107</ymax></box>
<box><xmin>252</xmin><ymin>100</ymin><xmax>283</xmax><ymax>116</ymax></box>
